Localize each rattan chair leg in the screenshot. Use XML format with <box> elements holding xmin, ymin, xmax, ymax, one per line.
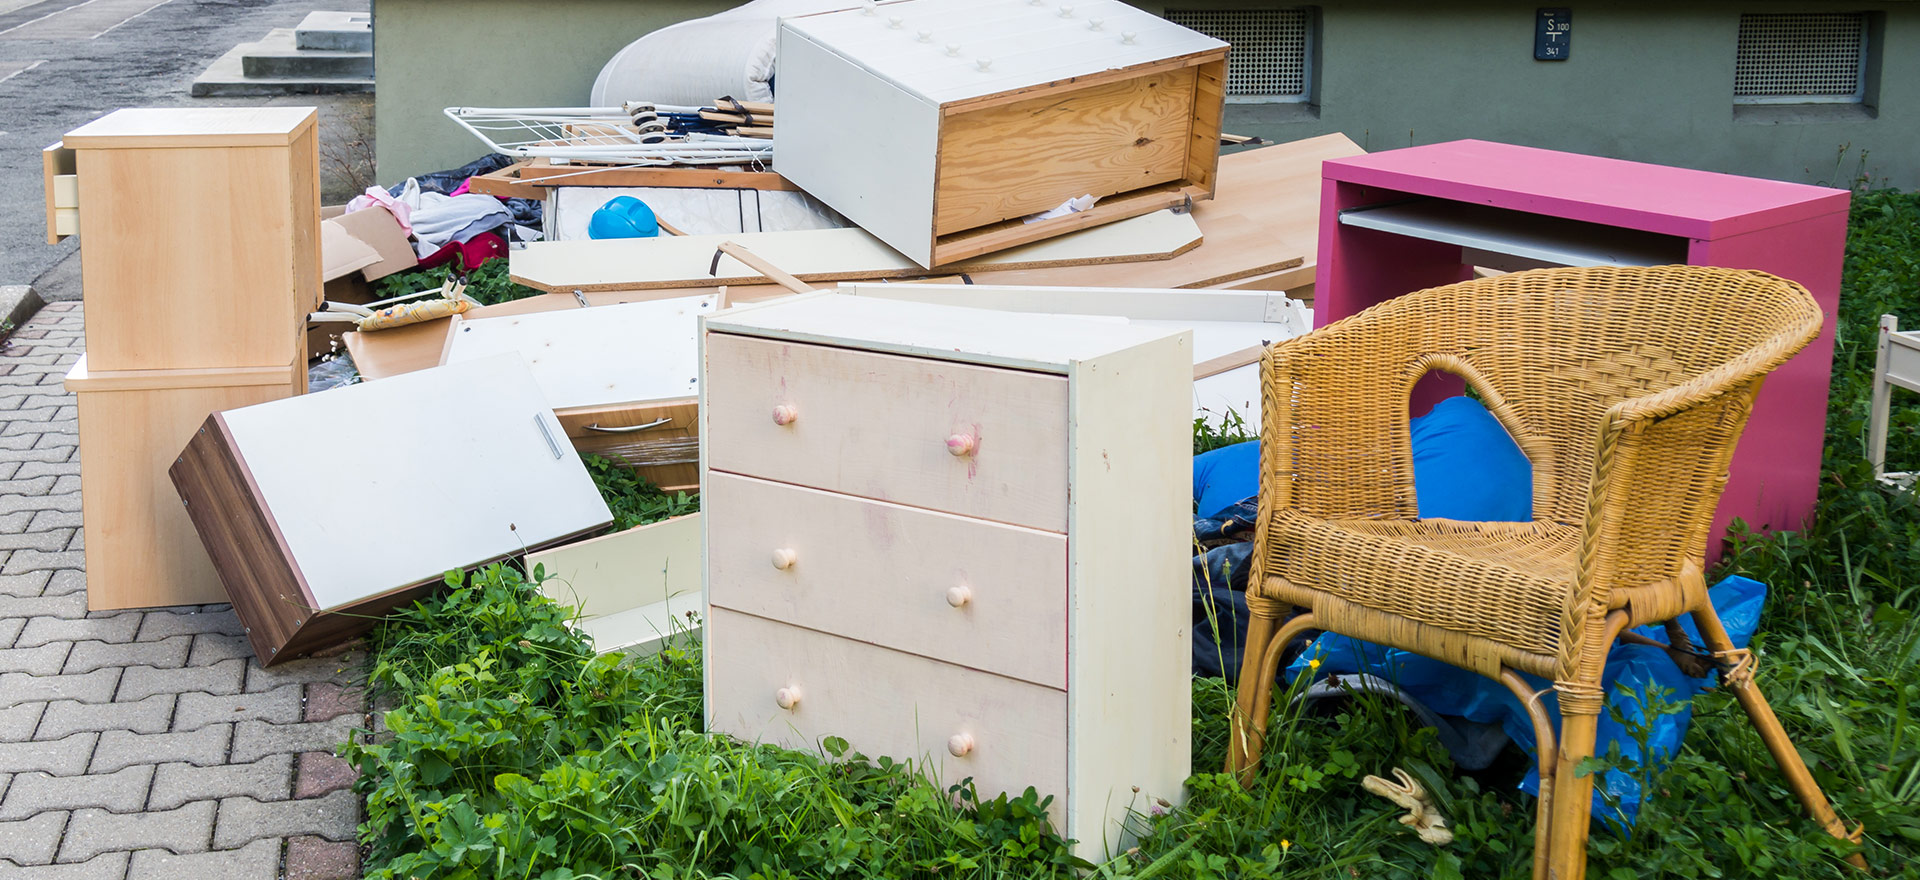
<box><xmin>1692</xmin><ymin>604</ymin><xmax>1869</xmax><ymax>870</ymax></box>
<box><xmin>1499</xmin><ymin>669</ymin><xmax>1558</xmax><ymax>880</ymax></box>
<box><xmin>1231</xmin><ymin>610</ymin><xmax>1319</xmax><ymax>786</ymax></box>
<box><xmin>1229</xmin><ymin>608</ymin><xmax>1280</xmax><ymax>778</ymax></box>
<box><xmin>1545</xmin><ymin>707</ymin><xmax>1601</xmax><ymax>880</ymax></box>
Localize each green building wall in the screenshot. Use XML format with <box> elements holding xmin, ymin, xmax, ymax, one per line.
<box><xmin>375</xmin><ymin>0</ymin><xmax>1918</xmax><ymax>189</ymax></box>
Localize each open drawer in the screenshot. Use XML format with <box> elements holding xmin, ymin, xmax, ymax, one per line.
<box><xmin>43</xmin><ymin>141</ymin><xmax>76</xmax><ymax>244</ymax></box>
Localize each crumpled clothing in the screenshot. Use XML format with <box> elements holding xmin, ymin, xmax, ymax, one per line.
<box><xmin>345</xmin><ymin>185</ymin><xmax>413</xmax><ymax>232</ymax></box>
<box><xmin>409</xmin><ymin>192</ymin><xmax>512</xmax><ymax>259</ymax></box>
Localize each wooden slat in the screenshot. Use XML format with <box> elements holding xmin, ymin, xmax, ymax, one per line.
<box><xmin>1184</xmin><ymin>58</ymin><xmax>1227</xmax><ymax>193</ymax></box>
<box><xmin>933</xmin><ymin>67</ymin><xmax>1197</xmax><ymax>236</ymax></box>
<box><xmin>931</xmin><ymin>183</ymin><xmax>1201</xmax><ymax>266</ymax></box>
<box><xmin>512</xmin><ymin>157</ymin><xmax>799</xmax><ymax>191</ymax></box>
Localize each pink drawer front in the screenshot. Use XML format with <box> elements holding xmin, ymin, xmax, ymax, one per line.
<box><xmin>704</xmin><ymin>333</ymin><xmax>1068</xmax><ymax>532</ymax></box>
<box><xmin>707</xmin><ymin>607</ymin><xmax>1067</xmax><ymax>815</ymax></box>
<box><xmin>707</xmin><ymin>472</ymin><xmax>1067</xmax><ymax>689</ymax></box>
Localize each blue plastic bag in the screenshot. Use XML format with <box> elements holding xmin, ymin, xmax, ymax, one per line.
<box><xmin>1286</xmin><ymin>576</ymin><xmax>1767</xmax><ymax>829</ymax></box>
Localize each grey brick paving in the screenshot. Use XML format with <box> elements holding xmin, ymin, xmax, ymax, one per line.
<box><xmin>212</xmin><ymin>790</ymin><xmax>357</xmax><ymax>848</ymax></box>
<box><xmin>128</xmin><ymin>838</ymin><xmax>280</xmax><ymax>877</ymax></box>
<box><xmin>176</xmin><ymin>685</ymin><xmax>303</xmax><ymax>732</ymax></box>
<box><xmin>60</xmin><ymin>800</ymin><xmax>216</xmax><ymax>862</ymax></box>
<box><xmin>0</xmin><ymin>809</ymin><xmax>67</xmax><ymax>865</ymax></box>
<box><xmin>12</xmin><ymin>851</ymin><xmax>131</xmax><ymax>878</ymax></box>
<box><xmin>0</xmin><ymin>765</ymin><xmax>154</xmax><ymax>819</ymax></box>
<box><xmin>36</xmin><ymin>694</ymin><xmax>174</xmax><ymax>739</ymax></box>
<box><xmin>0</xmin><ymin>302</ymin><xmax>364</xmax><ymax>876</ymax></box>
<box><xmin>149</xmin><ymin>757</ymin><xmax>294</xmax><ymax>811</ymax></box>
<box><xmin>64</xmin><ymin>636</ymin><xmax>191</xmax><ymax>674</ymax></box>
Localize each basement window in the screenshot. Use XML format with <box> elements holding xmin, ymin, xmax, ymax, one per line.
<box><xmin>1164</xmin><ymin>8</ymin><xmax>1314</xmax><ymax>104</ymax></box>
<box><xmin>1734</xmin><ymin>12</ymin><xmax>1868</xmax><ymax>104</ymax></box>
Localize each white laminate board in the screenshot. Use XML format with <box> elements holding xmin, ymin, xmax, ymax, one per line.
<box><xmin>220</xmin><ymin>354</ymin><xmax>612</xmax><ymax>611</ymax></box>
<box><xmin>777</xmin><ymin>25</ymin><xmax>941</xmax><ymax>266</ymax></box>
<box><xmin>842</xmin><ymin>283</ymin><xmax>1291</xmax><ymax>324</ymax></box>
<box><xmin>1062</xmin><ymin>333</ymin><xmax>1192</xmax><ymax>858</ymax></box>
<box><xmin>578</xmin><ymin>593</ymin><xmax>703</xmax><ymax>656</ymax></box>
<box><xmin>782</xmin><ymin>0</ymin><xmax>1225</xmax><ymax>104</ymax></box>
<box><xmin>1889</xmin><ymin>330</ymin><xmax>1920</xmax><ymax>392</ymax></box>
<box><xmin>533</xmin><ymin>513</ymin><xmax>702</xmax><ymax>624</ymax></box>
<box><xmin>509</xmin><ymin>210</ymin><xmax>1202</xmax><ymax>291</ymax></box>
<box><xmin>1338</xmin><ymin>200</ymin><xmax>1686</xmax><ymax>268</ymax></box>
<box><xmin>442</xmin><ymin>296</ymin><xmax>716</xmax><ymax>410</ymax></box>
<box><xmin>706</xmin><ymin>292</ymin><xmax>1179</xmax><ymax>373</ymax></box>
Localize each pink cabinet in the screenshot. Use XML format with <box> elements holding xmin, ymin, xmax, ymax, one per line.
<box><xmin>1317</xmin><ymin>139</ymin><xmax>1849</xmax><ymax>539</ymax></box>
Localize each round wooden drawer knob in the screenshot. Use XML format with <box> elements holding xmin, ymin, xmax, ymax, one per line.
<box><xmin>947</xmin><ymin>433</ymin><xmax>977</xmax><ymax>457</ymax></box>
<box><xmin>948</xmin><ymin>733</ymin><xmax>975</xmax><ymax>757</ymax></box>
<box><xmin>776</xmin><ymin>687</ymin><xmax>801</xmax><ymax>710</ymax></box>
<box><xmin>772</xmin><ymin>404</ymin><xmax>799</xmax><ymax>426</ymax></box>
<box><xmin>772</xmin><ymin>548</ymin><xmax>798</xmax><ymax>571</ymax></box>
<box><xmin>946</xmin><ymin>585</ymin><xmax>973</xmax><ymax>608</ymax></box>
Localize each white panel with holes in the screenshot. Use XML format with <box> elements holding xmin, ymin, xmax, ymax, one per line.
<box><xmin>1165</xmin><ymin>7</ymin><xmax>1311</xmax><ymax>103</ymax></box>
<box><xmin>1735</xmin><ymin>12</ymin><xmax>1867</xmax><ymax>104</ymax></box>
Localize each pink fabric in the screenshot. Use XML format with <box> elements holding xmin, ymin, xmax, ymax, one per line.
<box><xmin>449</xmin><ymin>178</ymin><xmax>472</xmax><ymax>197</ymax></box>
<box><xmin>344</xmin><ymin>186</ymin><xmax>414</xmax><ymax>232</ymax></box>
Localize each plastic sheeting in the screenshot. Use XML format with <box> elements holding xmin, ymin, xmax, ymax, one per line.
<box><xmin>590</xmin><ymin>0</ymin><xmax>859</xmax><ymax>108</ymax></box>
<box><xmin>1287</xmin><ymin>576</ymin><xmax>1767</xmax><ymax>829</ymax></box>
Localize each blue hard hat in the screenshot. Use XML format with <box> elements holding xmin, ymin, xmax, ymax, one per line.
<box><xmin>588</xmin><ymin>196</ymin><xmax>660</xmax><ymax>239</ymax></box>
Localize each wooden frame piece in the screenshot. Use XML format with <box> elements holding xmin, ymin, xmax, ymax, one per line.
<box><xmin>43</xmin><ymin>142</ymin><xmax>76</xmax><ymax>244</ymax></box>
<box><xmin>499</xmin><ymin>157</ymin><xmax>799</xmax><ymax>191</ymax></box>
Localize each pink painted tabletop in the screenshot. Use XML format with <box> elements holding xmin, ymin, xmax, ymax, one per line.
<box><xmin>1324</xmin><ymin>140</ymin><xmax>1850</xmax><ymax>240</ymax></box>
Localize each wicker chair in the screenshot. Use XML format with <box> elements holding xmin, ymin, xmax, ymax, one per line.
<box><xmin>1228</xmin><ymin>266</ymin><xmax>1862</xmax><ymax>879</ymax></box>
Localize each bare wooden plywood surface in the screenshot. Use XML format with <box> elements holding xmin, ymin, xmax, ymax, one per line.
<box><xmin>934</xmin><ymin>67</ymin><xmax>1196</xmax><ymax>235</ymax></box>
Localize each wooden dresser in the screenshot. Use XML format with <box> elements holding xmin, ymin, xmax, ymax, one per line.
<box><xmin>700</xmin><ymin>293</ymin><xmax>1191</xmax><ymax>859</ymax></box>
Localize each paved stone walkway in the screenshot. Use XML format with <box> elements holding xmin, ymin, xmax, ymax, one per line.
<box><xmin>0</xmin><ymin>303</ymin><xmax>365</xmax><ymax>878</ymax></box>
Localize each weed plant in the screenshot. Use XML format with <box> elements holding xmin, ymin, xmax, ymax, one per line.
<box><xmin>373</xmin><ymin>259</ymin><xmax>544</xmax><ymax>307</ymax></box>
<box><xmin>350</xmin><ymin>190</ymin><xmax>1920</xmax><ymax>878</ymax></box>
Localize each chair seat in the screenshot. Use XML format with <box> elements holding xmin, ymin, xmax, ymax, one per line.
<box><xmin>1262</xmin><ymin>514</ymin><xmax>1582</xmax><ymax>678</ymax></box>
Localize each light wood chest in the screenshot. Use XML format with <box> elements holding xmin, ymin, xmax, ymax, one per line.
<box><xmin>776</xmin><ymin>0</ymin><xmax>1228</xmax><ymax>268</ymax></box>
<box><xmin>700</xmin><ymin>292</ymin><xmax>1191</xmax><ymax>859</ymax></box>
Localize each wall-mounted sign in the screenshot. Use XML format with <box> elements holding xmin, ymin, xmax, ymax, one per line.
<box><xmin>1536</xmin><ymin>8</ymin><xmax>1571</xmax><ymax>60</ymax></box>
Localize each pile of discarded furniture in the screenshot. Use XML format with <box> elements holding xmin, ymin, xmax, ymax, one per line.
<box><xmin>42</xmin><ymin>0</ymin><xmax>1870</xmax><ymax>873</ymax></box>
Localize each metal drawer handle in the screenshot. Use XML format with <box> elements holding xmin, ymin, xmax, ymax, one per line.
<box><xmin>585</xmin><ymin>417</ymin><xmax>672</xmax><ymax>434</ymax></box>
<box><xmin>776</xmin><ymin>687</ymin><xmax>802</xmax><ymax>710</ymax></box>
<box><xmin>946</xmin><ymin>586</ymin><xmax>972</xmax><ymax>608</ymax></box>
<box><xmin>948</xmin><ymin>733</ymin><xmax>975</xmax><ymax>757</ymax></box>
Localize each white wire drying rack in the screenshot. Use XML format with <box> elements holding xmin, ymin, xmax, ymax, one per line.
<box><xmin>444</xmin><ymin>104</ymin><xmax>775</xmax><ymax>167</ymax></box>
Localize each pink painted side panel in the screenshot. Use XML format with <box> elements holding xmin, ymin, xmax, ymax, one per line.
<box><xmin>1689</xmin><ymin>208</ymin><xmax>1849</xmax><ymax>541</ymax></box>
<box><xmin>1324</xmin><ymin>140</ymin><xmax>1849</xmax><ymax>240</ymax></box>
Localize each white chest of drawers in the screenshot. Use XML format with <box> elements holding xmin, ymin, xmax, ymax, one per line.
<box><xmin>700</xmin><ymin>292</ymin><xmax>1192</xmax><ymax>859</ymax></box>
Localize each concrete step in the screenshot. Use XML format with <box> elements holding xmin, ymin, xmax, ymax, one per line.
<box><xmin>295</xmin><ymin>10</ymin><xmax>372</xmax><ymax>53</ymax></box>
<box><xmin>191</xmin><ymin>29</ymin><xmax>373</xmax><ymax>98</ymax></box>
<box><xmin>240</xmin><ymin>28</ymin><xmax>372</xmax><ymax>79</ymax></box>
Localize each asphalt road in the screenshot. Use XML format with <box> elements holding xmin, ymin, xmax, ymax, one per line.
<box><xmin>0</xmin><ymin>0</ymin><xmax>369</xmax><ymax>289</ymax></box>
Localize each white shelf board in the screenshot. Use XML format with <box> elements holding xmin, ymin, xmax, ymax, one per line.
<box><xmin>1338</xmin><ymin>200</ymin><xmax>1687</xmax><ymax>268</ymax></box>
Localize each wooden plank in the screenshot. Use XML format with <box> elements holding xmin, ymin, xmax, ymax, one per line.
<box><xmin>714</xmin><ymin>242</ymin><xmax>813</xmax><ymax>294</ymax></box>
<box><xmin>1062</xmin><ymin>333</ymin><xmax>1192</xmax><ymax>855</ymax></box>
<box><xmin>510</xmin><ymin>210</ymin><xmax>1202</xmax><ymax>292</ymax></box>
<box><xmin>441</xmin><ymin>296</ymin><xmax>715</xmax><ymax>410</ymax></box>
<box><xmin>707</xmin><ymin>473</ymin><xmax>1069</xmax><ymax>688</ymax></box>
<box><xmin>704</xmin><ymin>332</ymin><xmax>1070</xmax><ymax>532</ymax></box>
<box><xmin>1184</xmin><ymin>58</ymin><xmax>1227</xmax><ymax>193</ymax></box>
<box><xmin>960</xmin><ymin>133</ymin><xmax>1362</xmax><ymax>290</ymax></box>
<box><xmin>63</xmin><ymin>107</ymin><xmax>315</xmax><ymax>149</ymax></box>
<box><xmin>42</xmin><ymin>141</ymin><xmax>74</xmax><ymax>245</ymax></box>
<box><xmin>933</xmin><ymin>67</ymin><xmax>1197</xmax><ymax>236</ymax></box>
<box><xmin>1194</xmin><ymin>343</ymin><xmax>1266</xmax><ymax>380</ymax></box>
<box><xmin>465</xmin><ymin>162</ymin><xmax>548</xmax><ymax>200</ymax></box>
<box><xmin>532</xmin><ymin>513</ymin><xmax>702</xmax><ymax>654</ymax></box>
<box><xmin>514</xmin><ymin>157</ymin><xmax>799</xmax><ymax>191</ymax></box>
<box><xmin>171</xmin><ymin>413</ymin><xmax>311</xmax><ymax>652</ymax></box>
<box><xmin>707</xmin><ymin>607</ymin><xmax>1068</xmax><ymax>823</ymax></box>
<box><xmin>930</xmin><ymin>183</ymin><xmax>1201</xmax><ymax>266</ymax></box>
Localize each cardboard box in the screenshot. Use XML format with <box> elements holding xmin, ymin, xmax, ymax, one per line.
<box><xmin>320</xmin><ymin>204</ymin><xmax>417</xmax><ymax>281</ymax></box>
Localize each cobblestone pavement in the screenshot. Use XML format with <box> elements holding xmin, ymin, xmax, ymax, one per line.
<box><xmin>0</xmin><ymin>303</ymin><xmax>366</xmax><ymax>878</ymax></box>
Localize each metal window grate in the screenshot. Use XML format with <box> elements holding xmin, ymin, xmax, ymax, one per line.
<box><xmin>1735</xmin><ymin>13</ymin><xmax>1866</xmax><ymax>103</ymax></box>
<box><xmin>1165</xmin><ymin>8</ymin><xmax>1310</xmax><ymax>102</ymax></box>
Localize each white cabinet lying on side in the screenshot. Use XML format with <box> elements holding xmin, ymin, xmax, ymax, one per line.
<box><xmin>700</xmin><ymin>292</ymin><xmax>1191</xmax><ymax>860</ymax></box>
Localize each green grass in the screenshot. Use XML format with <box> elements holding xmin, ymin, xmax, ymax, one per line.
<box><xmin>347</xmin><ymin>189</ymin><xmax>1920</xmax><ymax>878</ymax></box>
<box><xmin>373</xmin><ymin>258</ymin><xmax>544</xmax><ymax>307</ymax></box>
<box><xmin>584</xmin><ymin>454</ymin><xmax>699</xmax><ymax>532</ymax></box>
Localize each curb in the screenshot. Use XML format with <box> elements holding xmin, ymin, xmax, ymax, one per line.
<box><xmin>0</xmin><ymin>285</ymin><xmax>46</xmax><ymax>339</ymax></box>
